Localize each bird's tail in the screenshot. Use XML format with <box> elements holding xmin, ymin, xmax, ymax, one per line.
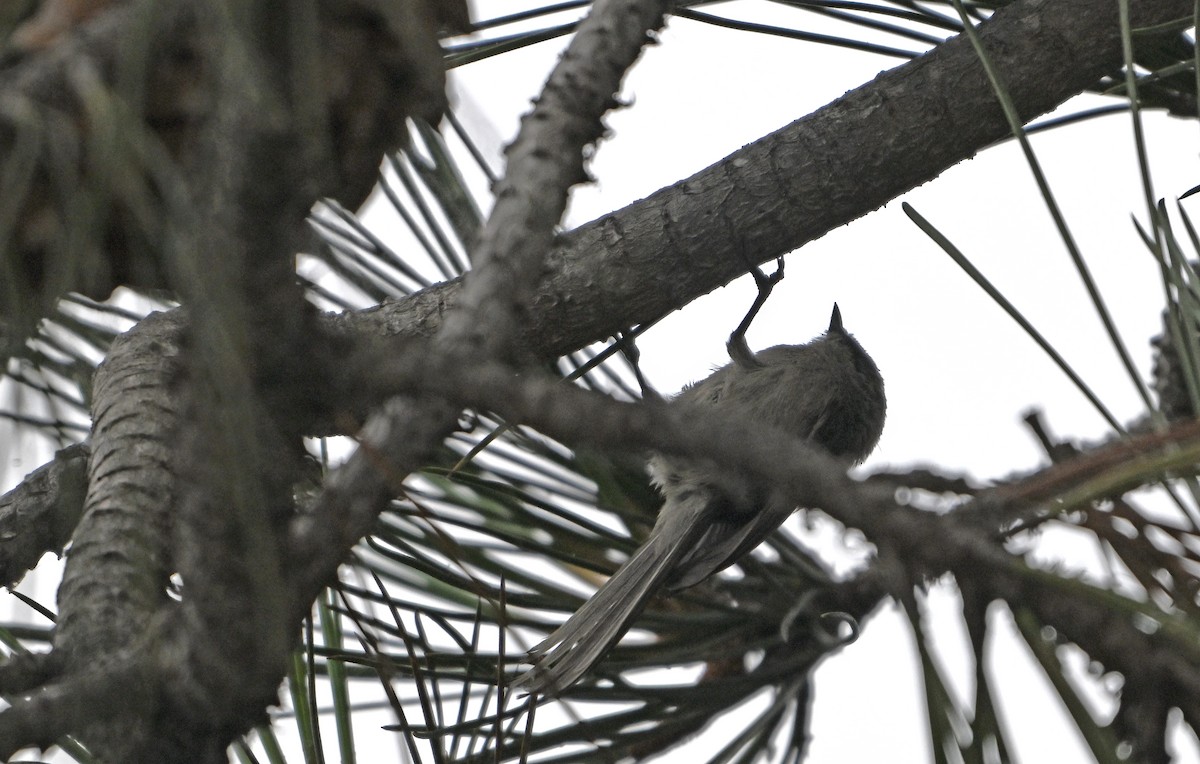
<box><xmin>514</xmin><ymin>491</ymin><xmax>709</xmax><ymax>695</ymax></box>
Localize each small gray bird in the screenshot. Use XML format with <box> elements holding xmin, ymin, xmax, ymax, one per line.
<box><xmin>517</xmin><ymin>303</ymin><xmax>886</xmax><ymax>695</ymax></box>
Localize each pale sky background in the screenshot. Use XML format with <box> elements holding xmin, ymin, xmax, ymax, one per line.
<box><xmin>3</xmin><ymin>1</ymin><xmax>1200</xmax><ymax>762</ymax></box>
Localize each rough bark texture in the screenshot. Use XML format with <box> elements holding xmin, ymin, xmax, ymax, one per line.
<box><xmin>54</xmin><ymin>309</ymin><xmax>181</xmax><ymax>757</ymax></box>
<box><xmin>332</xmin><ymin>0</ymin><xmax>1191</xmax><ymax>360</ymax></box>
<box><xmin>0</xmin><ymin>0</ymin><xmax>1193</xmax><ymax>760</ymax></box>
<box><xmin>0</xmin><ymin>0</ymin><xmax>464</xmax><ymax>759</ymax></box>
<box><xmin>290</xmin><ymin>0</ymin><xmax>676</xmax><ymax>620</ymax></box>
<box><xmin>0</xmin><ymin>443</ymin><xmax>87</xmax><ymax>588</ymax></box>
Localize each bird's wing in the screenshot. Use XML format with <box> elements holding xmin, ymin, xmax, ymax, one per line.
<box><xmin>516</xmin><ymin>488</ymin><xmax>714</xmax><ymax>695</ymax></box>
<box><xmin>665</xmin><ymin>492</ymin><xmax>794</xmax><ymax>590</ymax></box>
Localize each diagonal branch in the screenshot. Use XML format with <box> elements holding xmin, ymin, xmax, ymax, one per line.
<box><xmin>366</xmin><ymin>347</ymin><xmax>1200</xmax><ymax>739</ymax></box>
<box><xmin>289</xmin><ymin>0</ymin><xmax>673</xmax><ymax>612</ymax></box>
<box><xmin>0</xmin><ymin>443</ymin><xmax>88</xmax><ymax>589</ymax></box>
<box><xmin>0</xmin><ymin>1</ymin><xmax>1191</xmax><ymax>755</ymax></box>
<box><xmin>50</xmin><ymin>308</ymin><xmax>181</xmax><ymax>758</ymax></box>
<box><xmin>0</xmin><ymin>0</ymin><xmax>463</xmax><ymax>757</ymax></box>
<box><xmin>438</xmin><ymin>0</ymin><xmax>671</xmax><ymax>360</ymax></box>
<box><xmin>331</xmin><ymin>0</ymin><xmax>1192</xmax><ymax>361</ymax></box>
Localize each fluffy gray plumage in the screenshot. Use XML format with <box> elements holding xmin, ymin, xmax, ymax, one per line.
<box><xmin>516</xmin><ymin>304</ymin><xmax>886</xmax><ymax>695</ymax></box>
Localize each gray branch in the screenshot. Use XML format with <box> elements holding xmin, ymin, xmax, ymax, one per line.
<box><xmin>52</xmin><ymin>309</ymin><xmax>181</xmax><ymax>758</ymax></box>
<box><xmin>0</xmin><ymin>0</ymin><xmax>1191</xmax><ymax>757</ymax></box>
<box><xmin>331</xmin><ymin>0</ymin><xmax>1191</xmax><ymax>360</ymax></box>
<box><xmin>290</xmin><ymin>0</ymin><xmax>674</xmax><ymax>615</ymax></box>
<box><xmin>0</xmin><ymin>443</ymin><xmax>87</xmax><ymax>589</ymax></box>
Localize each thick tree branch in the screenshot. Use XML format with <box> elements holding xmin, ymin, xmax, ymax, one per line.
<box><xmin>0</xmin><ymin>2</ymin><xmax>461</xmax><ymax>756</ymax></box>
<box><xmin>0</xmin><ymin>1</ymin><xmax>1191</xmax><ymax>757</ymax></box>
<box><xmin>363</xmin><ymin>346</ymin><xmax>1200</xmax><ymax>729</ymax></box>
<box><xmin>0</xmin><ymin>651</ymin><xmax>62</xmax><ymax>696</ymax></box>
<box><xmin>2</xmin><ymin>0</ymin><xmax>669</xmax><ymax>757</ymax></box>
<box><xmin>163</xmin><ymin>6</ymin><xmax>319</xmax><ymax>755</ymax></box>
<box><xmin>51</xmin><ymin>309</ymin><xmax>181</xmax><ymax>757</ymax></box>
<box><xmin>332</xmin><ymin>0</ymin><xmax>1191</xmax><ymax>360</ymax></box>
<box><xmin>0</xmin><ymin>443</ymin><xmax>87</xmax><ymax>588</ymax></box>
<box><xmin>438</xmin><ymin>0</ymin><xmax>669</xmax><ymax>359</ymax></box>
<box><xmin>290</xmin><ymin>0</ymin><xmax>672</xmax><ymax>612</ymax></box>
<box><xmin>0</xmin><ymin>660</ymin><xmax>146</xmax><ymax>757</ymax></box>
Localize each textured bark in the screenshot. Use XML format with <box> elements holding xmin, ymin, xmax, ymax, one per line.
<box><xmin>332</xmin><ymin>0</ymin><xmax>1192</xmax><ymax>360</ymax></box>
<box><xmin>53</xmin><ymin>309</ymin><xmax>181</xmax><ymax>757</ymax></box>
<box><xmin>290</xmin><ymin>0</ymin><xmax>676</xmax><ymax>621</ymax></box>
<box><xmin>0</xmin><ymin>0</ymin><xmax>661</xmax><ymax>759</ymax></box>
<box><xmin>0</xmin><ymin>0</ymin><xmax>462</xmax><ymax>758</ymax></box>
<box><xmin>0</xmin><ymin>443</ymin><xmax>87</xmax><ymax>588</ymax></box>
<box><xmin>0</xmin><ymin>0</ymin><xmax>1192</xmax><ymax>760</ymax></box>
